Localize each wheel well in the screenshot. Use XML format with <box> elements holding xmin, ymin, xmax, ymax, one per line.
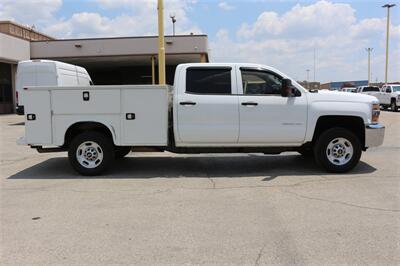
<box><xmin>64</xmin><ymin>122</ymin><xmax>114</xmax><ymax>147</ymax></box>
<box><xmin>313</xmin><ymin>116</ymin><xmax>365</xmax><ymax>146</ymax></box>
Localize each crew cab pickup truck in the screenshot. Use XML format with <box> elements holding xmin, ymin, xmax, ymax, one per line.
<box><xmin>375</xmin><ymin>84</ymin><xmax>400</xmax><ymax>111</ymax></box>
<box><xmin>19</xmin><ymin>63</ymin><xmax>385</xmax><ymax>175</ymax></box>
<box><xmin>356</xmin><ymin>86</ymin><xmax>380</xmax><ymax>96</ymax></box>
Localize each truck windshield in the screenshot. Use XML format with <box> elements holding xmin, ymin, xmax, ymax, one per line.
<box><xmin>392</xmin><ymin>86</ymin><xmax>400</xmax><ymax>92</ymax></box>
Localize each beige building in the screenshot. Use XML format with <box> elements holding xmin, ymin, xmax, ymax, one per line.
<box><xmin>0</xmin><ymin>21</ymin><xmax>209</xmax><ymax>114</ymax></box>
<box><xmin>298</xmin><ymin>81</ymin><xmax>321</xmax><ymax>90</ymax></box>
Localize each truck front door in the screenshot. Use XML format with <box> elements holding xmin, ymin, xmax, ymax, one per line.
<box><xmin>383</xmin><ymin>86</ymin><xmax>392</xmax><ymax>104</ymax></box>
<box><xmin>237</xmin><ymin>67</ymin><xmax>307</xmax><ymax>145</ymax></box>
<box><xmin>176</xmin><ymin>67</ymin><xmax>239</xmax><ymax>144</ymax></box>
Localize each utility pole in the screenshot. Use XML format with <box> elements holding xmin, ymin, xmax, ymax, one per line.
<box><xmin>382</xmin><ymin>3</ymin><xmax>396</xmax><ymax>84</ymax></box>
<box><xmin>157</xmin><ymin>0</ymin><xmax>166</xmax><ymax>85</ymax></box>
<box><xmin>169</xmin><ymin>12</ymin><xmax>176</xmax><ymax>36</ymax></box>
<box><xmin>313</xmin><ymin>47</ymin><xmax>316</xmax><ymax>82</ymax></box>
<box><xmin>366</xmin><ymin>48</ymin><xmax>373</xmax><ymax>85</ymax></box>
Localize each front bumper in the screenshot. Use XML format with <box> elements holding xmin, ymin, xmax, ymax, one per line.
<box><xmin>365</xmin><ymin>124</ymin><xmax>385</xmax><ymax>148</ymax></box>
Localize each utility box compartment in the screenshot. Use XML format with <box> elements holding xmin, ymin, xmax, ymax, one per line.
<box><xmin>23</xmin><ymin>85</ymin><xmax>169</xmax><ymax>147</ymax></box>
<box><xmin>51</xmin><ymin>87</ymin><xmax>120</xmax><ymax>114</ymax></box>
<box><xmin>121</xmin><ymin>86</ymin><xmax>169</xmax><ymax>145</ymax></box>
<box><xmin>24</xmin><ymin>90</ymin><xmax>52</xmax><ymax>144</ymax></box>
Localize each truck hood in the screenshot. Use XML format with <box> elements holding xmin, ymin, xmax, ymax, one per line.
<box><xmin>307</xmin><ymin>90</ymin><xmax>378</xmax><ymax>104</ymax></box>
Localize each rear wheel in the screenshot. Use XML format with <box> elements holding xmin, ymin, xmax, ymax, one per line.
<box><xmin>314</xmin><ymin>128</ymin><xmax>361</xmax><ymax>173</ymax></box>
<box><xmin>115</xmin><ymin>146</ymin><xmax>131</xmax><ymax>159</ymax></box>
<box><xmin>68</xmin><ymin>131</ymin><xmax>114</xmax><ymax>176</ymax></box>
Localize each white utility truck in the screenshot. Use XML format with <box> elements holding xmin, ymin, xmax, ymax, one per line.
<box><xmin>19</xmin><ymin>63</ymin><xmax>385</xmax><ymax>175</ymax></box>
<box><xmin>16</xmin><ymin>60</ymin><xmax>93</xmax><ymax>115</ymax></box>
<box><xmin>375</xmin><ymin>84</ymin><xmax>400</xmax><ymax>111</ymax></box>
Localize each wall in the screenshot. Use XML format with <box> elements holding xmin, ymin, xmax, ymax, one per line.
<box><xmin>30</xmin><ymin>35</ymin><xmax>208</xmax><ymax>59</ymax></box>
<box><xmin>0</xmin><ymin>33</ymin><xmax>30</xmax><ymax>62</ymax></box>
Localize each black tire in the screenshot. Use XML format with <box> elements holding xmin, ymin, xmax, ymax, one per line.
<box><xmin>68</xmin><ymin>131</ymin><xmax>115</xmax><ymax>176</ymax></box>
<box><xmin>314</xmin><ymin>128</ymin><xmax>361</xmax><ymax>173</ymax></box>
<box><xmin>391</xmin><ymin>100</ymin><xmax>397</xmax><ymax>112</ymax></box>
<box><xmin>115</xmin><ymin>146</ymin><xmax>131</xmax><ymax>159</ymax></box>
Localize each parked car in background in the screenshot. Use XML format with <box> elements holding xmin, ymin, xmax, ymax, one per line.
<box><xmin>16</xmin><ymin>60</ymin><xmax>93</xmax><ymax>115</ymax></box>
<box><xmin>356</xmin><ymin>86</ymin><xmax>380</xmax><ymax>96</ymax></box>
<box><xmin>374</xmin><ymin>84</ymin><xmax>400</xmax><ymax>111</ymax></box>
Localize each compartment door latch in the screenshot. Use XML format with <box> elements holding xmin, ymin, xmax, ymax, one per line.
<box><xmin>126</xmin><ymin>113</ymin><xmax>135</xmax><ymax>120</ymax></box>
<box><xmin>83</xmin><ymin>91</ymin><xmax>90</xmax><ymax>101</ymax></box>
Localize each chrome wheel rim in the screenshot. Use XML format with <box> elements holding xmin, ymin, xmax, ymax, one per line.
<box><xmin>76</xmin><ymin>141</ymin><xmax>103</xmax><ymax>169</ymax></box>
<box><xmin>326</xmin><ymin>137</ymin><xmax>353</xmax><ymax>166</ymax></box>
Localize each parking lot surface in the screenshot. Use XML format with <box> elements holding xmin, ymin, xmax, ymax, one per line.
<box><xmin>1</xmin><ymin>112</ymin><xmax>399</xmax><ymax>265</ymax></box>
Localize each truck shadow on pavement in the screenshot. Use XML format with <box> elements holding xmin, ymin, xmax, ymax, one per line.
<box><xmin>8</xmin><ymin>153</ymin><xmax>376</xmax><ymax>180</ymax></box>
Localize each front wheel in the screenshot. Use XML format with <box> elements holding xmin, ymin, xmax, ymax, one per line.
<box><xmin>68</xmin><ymin>131</ymin><xmax>114</xmax><ymax>176</ymax></box>
<box><xmin>314</xmin><ymin>128</ymin><xmax>361</xmax><ymax>173</ymax></box>
<box><xmin>391</xmin><ymin>100</ymin><xmax>398</xmax><ymax>112</ymax></box>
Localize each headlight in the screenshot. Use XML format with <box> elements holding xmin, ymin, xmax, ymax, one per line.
<box><xmin>372</xmin><ymin>102</ymin><xmax>380</xmax><ymax>124</ymax></box>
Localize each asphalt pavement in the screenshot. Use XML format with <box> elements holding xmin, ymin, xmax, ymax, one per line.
<box><xmin>1</xmin><ymin>111</ymin><xmax>399</xmax><ymax>265</ymax></box>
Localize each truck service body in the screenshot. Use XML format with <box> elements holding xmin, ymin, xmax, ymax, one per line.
<box><xmin>18</xmin><ymin>63</ymin><xmax>385</xmax><ymax>175</ymax></box>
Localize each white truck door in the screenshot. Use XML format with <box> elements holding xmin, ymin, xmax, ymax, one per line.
<box><xmin>383</xmin><ymin>86</ymin><xmax>392</xmax><ymax>104</ymax></box>
<box><xmin>176</xmin><ymin>67</ymin><xmax>239</xmax><ymax>144</ymax></box>
<box><xmin>237</xmin><ymin>67</ymin><xmax>307</xmax><ymax>144</ymax></box>
<box><xmin>121</xmin><ymin>86</ymin><xmax>168</xmax><ymax>146</ymax></box>
<box><xmin>24</xmin><ymin>90</ymin><xmax>52</xmax><ymax>144</ymax></box>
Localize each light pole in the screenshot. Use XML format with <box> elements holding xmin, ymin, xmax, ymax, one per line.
<box><xmin>169</xmin><ymin>12</ymin><xmax>176</xmax><ymax>36</ymax></box>
<box><xmin>382</xmin><ymin>3</ymin><xmax>396</xmax><ymax>84</ymax></box>
<box><xmin>366</xmin><ymin>48</ymin><xmax>373</xmax><ymax>85</ymax></box>
<box><xmin>313</xmin><ymin>47</ymin><xmax>316</xmax><ymax>82</ymax></box>
<box><xmin>157</xmin><ymin>0</ymin><xmax>166</xmax><ymax>85</ymax></box>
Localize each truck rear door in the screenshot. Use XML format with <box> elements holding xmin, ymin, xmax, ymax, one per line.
<box><xmin>176</xmin><ymin>66</ymin><xmax>239</xmax><ymax>144</ymax></box>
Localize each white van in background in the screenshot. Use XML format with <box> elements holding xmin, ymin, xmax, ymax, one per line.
<box><xmin>16</xmin><ymin>60</ymin><xmax>93</xmax><ymax>115</ymax></box>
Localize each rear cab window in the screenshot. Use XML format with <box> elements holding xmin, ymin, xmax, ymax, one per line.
<box><xmin>363</xmin><ymin>86</ymin><xmax>380</xmax><ymax>92</ymax></box>
<box><xmin>186</xmin><ymin>67</ymin><xmax>232</xmax><ymax>94</ymax></box>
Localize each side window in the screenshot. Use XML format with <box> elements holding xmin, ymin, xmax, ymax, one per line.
<box><xmin>241</xmin><ymin>69</ymin><xmax>282</xmax><ymax>95</ymax></box>
<box><xmin>386</xmin><ymin>87</ymin><xmax>392</xmax><ymax>93</ymax></box>
<box><xmin>186</xmin><ymin>68</ymin><xmax>231</xmax><ymax>94</ymax></box>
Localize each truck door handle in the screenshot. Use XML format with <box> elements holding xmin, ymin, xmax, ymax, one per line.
<box><xmin>241</xmin><ymin>102</ymin><xmax>258</xmax><ymax>106</ymax></box>
<box><xmin>126</xmin><ymin>113</ymin><xmax>135</xmax><ymax>120</ymax></box>
<box><xmin>83</xmin><ymin>91</ymin><xmax>90</xmax><ymax>101</ymax></box>
<box><xmin>180</xmin><ymin>101</ymin><xmax>196</xmax><ymax>106</ymax></box>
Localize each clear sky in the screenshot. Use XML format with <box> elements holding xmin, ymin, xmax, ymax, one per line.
<box><xmin>1</xmin><ymin>0</ymin><xmax>399</xmax><ymax>83</ymax></box>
